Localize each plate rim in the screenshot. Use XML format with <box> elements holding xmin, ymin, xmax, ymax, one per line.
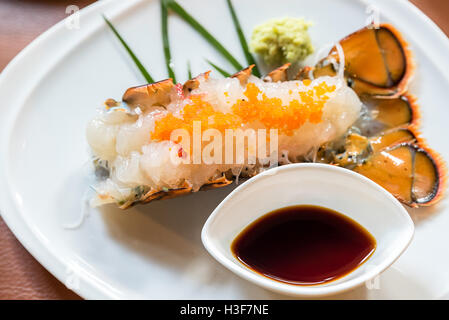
<box><xmin>0</xmin><ymin>0</ymin><xmax>448</xmax><ymax>300</ymax></box>
<box><xmin>0</xmin><ymin>0</ymin><xmax>145</xmax><ymax>300</ymax></box>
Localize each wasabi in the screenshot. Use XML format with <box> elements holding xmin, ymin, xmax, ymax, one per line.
<box><xmin>250</xmin><ymin>17</ymin><xmax>314</xmax><ymax>66</ymax></box>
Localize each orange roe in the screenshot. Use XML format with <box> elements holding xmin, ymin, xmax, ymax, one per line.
<box><xmin>151</xmin><ymin>81</ymin><xmax>336</xmax><ymax>141</ymax></box>
<box><xmin>302</xmin><ymin>79</ymin><xmax>312</xmax><ymax>86</ymax></box>
<box><xmin>150</xmin><ymin>95</ymin><xmax>241</xmax><ymax>142</ymax></box>
<box><xmin>232</xmin><ymin>82</ymin><xmax>336</xmax><ymax>135</ymax></box>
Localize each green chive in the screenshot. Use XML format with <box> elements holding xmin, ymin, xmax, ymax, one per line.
<box><xmin>161</xmin><ymin>1</ymin><xmax>176</xmax><ymax>82</ymax></box>
<box><xmin>225</xmin><ymin>0</ymin><xmax>260</xmax><ymax>77</ymax></box>
<box><xmin>103</xmin><ymin>15</ymin><xmax>154</xmax><ymax>83</ymax></box>
<box><xmin>187</xmin><ymin>61</ymin><xmax>192</xmax><ymax>79</ymax></box>
<box><xmin>206</xmin><ymin>59</ymin><xmax>232</xmax><ymax>77</ymax></box>
<box><xmin>165</xmin><ymin>0</ymin><xmax>243</xmax><ymax>71</ymax></box>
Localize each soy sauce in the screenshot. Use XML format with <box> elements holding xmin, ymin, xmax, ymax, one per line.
<box><xmin>231</xmin><ymin>205</ymin><xmax>376</xmax><ymax>285</ymax></box>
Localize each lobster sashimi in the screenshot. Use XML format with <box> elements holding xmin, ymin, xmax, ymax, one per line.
<box><xmin>87</xmin><ymin>74</ymin><xmax>361</xmax><ymax>208</ymax></box>
<box><xmin>87</xmin><ymin>23</ymin><xmax>445</xmax><ymax>209</ymax></box>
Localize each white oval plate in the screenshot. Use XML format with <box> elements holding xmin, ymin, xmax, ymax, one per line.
<box><xmin>1</xmin><ymin>0</ymin><xmax>449</xmax><ymax>300</ymax></box>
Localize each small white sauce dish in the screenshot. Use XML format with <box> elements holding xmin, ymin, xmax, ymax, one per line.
<box><xmin>201</xmin><ymin>163</ymin><xmax>414</xmax><ymax>297</ymax></box>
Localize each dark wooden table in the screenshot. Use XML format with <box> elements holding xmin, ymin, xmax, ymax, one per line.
<box><xmin>0</xmin><ymin>0</ymin><xmax>448</xmax><ymax>300</ymax></box>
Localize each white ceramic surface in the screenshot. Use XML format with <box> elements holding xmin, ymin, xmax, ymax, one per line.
<box><xmin>1</xmin><ymin>0</ymin><xmax>449</xmax><ymax>299</ymax></box>
<box><xmin>202</xmin><ymin>164</ymin><xmax>414</xmax><ymax>297</ymax></box>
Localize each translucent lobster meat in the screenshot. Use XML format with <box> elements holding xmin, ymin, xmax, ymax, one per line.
<box><xmin>86</xmin><ymin>74</ymin><xmax>362</xmax><ymax>207</ymax></box>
